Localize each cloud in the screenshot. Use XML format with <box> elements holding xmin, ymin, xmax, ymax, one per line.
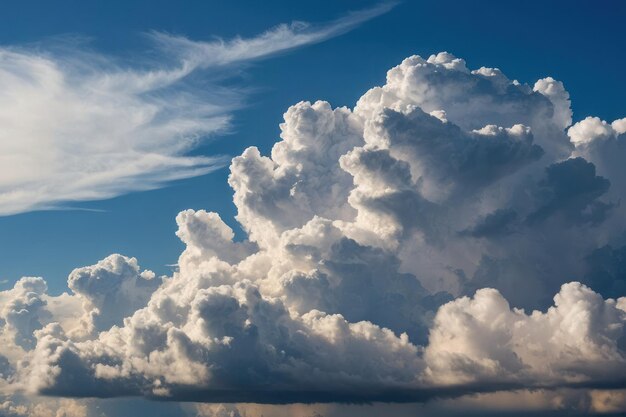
<box><xmin>424</xmin><ymin>282</ymin><xmax>626</xmax><ymax>386</ymax></box>
<box><xmin>458</xmin><ymin>208</ymin><xmax>518</xmax><ymax>238</ymax></box>
<box><xmin>1</xmin><ymin>50</ymin><xmax>626</xmax><ymax>411</ymax></box>
<box><xmin>151</xmin><ymin>2</ymin><xmax>397</xmax><ymax>68</ymax></box>
<box><xmin>583</xmin><ymin>244</ymin><xmax>626</xmax><ymax>300</ymax></box>
<box><xmin>0</xmin><ymin>397</ymin><xmax>87</xmax><ymax>417</ymax></box>
<box><xmin>568</xmin><ymin>116</ymin><xmax>626</xmax><ymax>147</ymax></box>
<box><xmin>67</xmin><ymin>254</ymin><xmax>162</xmax><ymax>336</ymax></box>
<box><xmin>0</xmin><ymin>3</ymin><xmax>394</xmax><ymax>216</ymax></box>
<box><xmin>526</xmin><ymin>157</ymin><xmax>612</xmax><ymax>226</ymax></box>
<box><xmin>360</xmin><ymin>107</ymin><xmax>543</xmax><ymax>201</ymax></box>
<box><xmin>0</xmin><ymin>277</ymin><xmax>51</xmax><ymax>350</ymax></box>
<box><xmin>568</xmin><ymin>116</ymin><xmax>626</xmax><ymax>202</ymax></box>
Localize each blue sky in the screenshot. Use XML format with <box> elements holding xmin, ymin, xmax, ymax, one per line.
<box><xmin>0</xmin><ymin>0</ymin><xmax>624</xmax><ymax>293</ymax></box>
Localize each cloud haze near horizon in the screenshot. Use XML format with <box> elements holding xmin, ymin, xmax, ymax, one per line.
<box><xmin>1</xmin><ymin>39</ymin><xmax>626</xmax><ymax>417</ymax></box>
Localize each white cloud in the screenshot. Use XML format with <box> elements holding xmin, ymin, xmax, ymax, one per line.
<box><xmin>0</xmin><ymin>278</ymin><xmax>51</xmax><ymax>350</ymax></box>
<box><xmin>568</xmin><ymin>116</ymin><xmax>626</xmax><ymax>204</ymax></box>
<box><xmin>151</xmin><ymin>2</ymin><xmax>397</xmax><ymax>68</ymax></box>
<box><xmin>425</xmin><ymin>282</ymin><xmax>626</xmax><ymax>386</ymax></box>
<box><xmin>0</xmin><ymin>3</ymin><xmax>394</xmax><ymax>216</ymax></box>
<box><xmin>568</xmin><ymin>116</ymin><xmax>620</xmax><ymax>146</ymax></box>
<box><xmin>0</xmin><ymin>49</ymin><xmax>626</xmax><ymax>411</ymax></box>
<box><xmin>67</xmin><ymin>254</ymin><xmax>162</xmax><ymax>337</ymax></box>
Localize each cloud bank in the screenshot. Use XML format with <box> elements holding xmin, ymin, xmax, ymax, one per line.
<box><xmin>0</xmin><ymin>3</ymin><xmax>393</xmax><ymax>216</ymax></box>
<box><xmin>1</xmin><ymin>51</ymin><xmax>626</xmax><ymax>412</ymax></box>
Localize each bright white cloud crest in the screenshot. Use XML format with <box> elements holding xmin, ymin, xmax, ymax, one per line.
<box><xmin>2</xmin><ymin>49</ymin><xmax>626</xmax><ymax>412</ymax></box>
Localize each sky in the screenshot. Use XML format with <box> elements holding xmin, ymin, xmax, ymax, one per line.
<box><xmin>1</xmin><ymin>0</ymin><xmax>625</xmax><ymax>293</ymax></box>
<box><xmin>1</xmin><ymin>1</ymin><xmax>626</xmax><ymax>416</ymax></box>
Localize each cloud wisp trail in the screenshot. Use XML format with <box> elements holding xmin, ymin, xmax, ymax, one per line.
<box><xmin>0</xmin><ymin>3</ymin><xmax>394</xmax><ymax>216</ymax></box>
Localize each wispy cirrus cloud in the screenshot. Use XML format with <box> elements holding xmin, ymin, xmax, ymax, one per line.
<box><xmin>0</xmin><ymin>3</ymin><xmax>395</xmax><ymax>216</ymax></box>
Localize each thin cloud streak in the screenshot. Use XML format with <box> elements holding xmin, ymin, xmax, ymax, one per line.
<box><xmin>150</xmin><ymin>1</ymin><xmax>398</xmax><ymax>68</ymax></box>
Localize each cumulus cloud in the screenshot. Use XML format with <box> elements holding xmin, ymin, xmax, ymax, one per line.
<box><xmin>458</xmin><ymin>208</ymin><xmax>518</xmax><ymax>238</ymax></box>
<box><xmin>0</xmin><ymin>397</ymin><xmax>87</xmax><ymax>417</ymax></box>
<box><xmin>583</xmin><ymin>244</ymin><xmax>626</xmax><ymax>301</ymax></box>
<box><xmin>568</xmin><ymin>116</ymin><xmax>626</xmax><ymax>147</ymax></box>
<box><xmin>1</xmin><ymin>50</ymin><xmax>626</xmax><ymax>411</ymax></box>
<box><xmin>425</xmin><ymin>282</ymin><xmax>626</xmax><ymax>386</ymax></box>
<box><xmin>67</xmin><ymin>254</ymin><xmax>162</xmax><ymax>336</ymax></box>
<box><xmin>0</xmin><ymin>3</ymin><xmax>393</xmax><ymax>216</ymax></box>
<box><xmin>0</xmin><ymin>278</ymin><xmax>51</xmax><ymax>350</ymax></box>
<box><xmin>568</xmin><ymin>116</ymin><xmax>626</xmax><ymax>201</ymax></box>
<box><xmin>360</xmin><ymin>107</ymin><xmax>543</xmax><ymax>202</ymax></box>
<box><xmin>526</xmin><ymin>157</ymin><xmax>613</xmax><ymax>226</ymax></box>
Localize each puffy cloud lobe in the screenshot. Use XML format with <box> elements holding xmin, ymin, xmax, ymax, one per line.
<box><xmin>2</xmin><ymin>51</ymin><xmax>626</xmax><ymax>407</ymax></box>
<box><xmin>568</xmin><ymin>116</ymin><xmax>626</xmax><ymax>202</ymax></box>
<box><xmin>264</xmin><ymin>217</ymin><xmax>437</xmax><ymax>343</ymax></box>
<box><xmin>27</xmin><ymin>281</ymin><xmax>424</xmax><ymax>402</ymax></box>
<box><xmin>0</xmin><ymin>278</ymin><xmax>51</xmax><ymax>350</ymax></box>
<box><xmin>338</xmin><ymin>146</ymin><xmax>439</xmax><ymax>246</ymax></box>
<box><xmin>176</xmin><ymin>209</ymin><xmax>256</xmax><ymax>267</ymax></box>
<box><xmin>526</xmin><ymin>157</ymin><xmax>612</xmax><ymax>226</ymax></box>
<box><xmin>360</xmin><ymin>107</ymin><xmax>543</xmax><ymax>202</ymax></box>
<box><xmin>68</xmin><ymin>255</ymin><xmax>162</xmax><ymax>335</ymax></box>
<box><xmin>228</xmin><ymin>101</ymin><xmax>362</xmax><ymax>246</ymax></box>
<box><xmin>533</xmin><ymin>76</ymin><xmax>572</xmax><ymax>129</ymax></box>
<box><xmin>425</xmin><ymin>282</ymin><xmax>626</xmax><ymax>386</ymax></box>
<box><xmin>354</xmin><ymin>53</ymin><xmax>570</xmax><ymax>156</ymax></box>
<box><xmin>568</xmin><ymin>116</ymin><xmax>626</xmax><ymax>147</ymax></box>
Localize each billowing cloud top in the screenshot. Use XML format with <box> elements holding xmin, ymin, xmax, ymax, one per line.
<box><xmin>1</xmin><ymin>51</ymin><xmax>626</xmax><ymax>409</ymax></box>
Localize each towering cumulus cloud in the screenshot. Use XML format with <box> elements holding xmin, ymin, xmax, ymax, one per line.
<box><xmin>1</xmin><ymin>52</ymin><xmax>626</xmax><ymax>411</ymax></box>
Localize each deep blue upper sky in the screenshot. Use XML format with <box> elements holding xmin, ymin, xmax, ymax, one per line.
<box><xmin>0</xmin><ymin>0</ymin><xmax>624</xmax><ymax>293</ymax></box>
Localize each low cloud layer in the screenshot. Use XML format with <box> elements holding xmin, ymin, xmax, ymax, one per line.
<box><xmin>1</xmin><ymin>51</ymin><xmax>626</xmax><ymax>413</ymax></box>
